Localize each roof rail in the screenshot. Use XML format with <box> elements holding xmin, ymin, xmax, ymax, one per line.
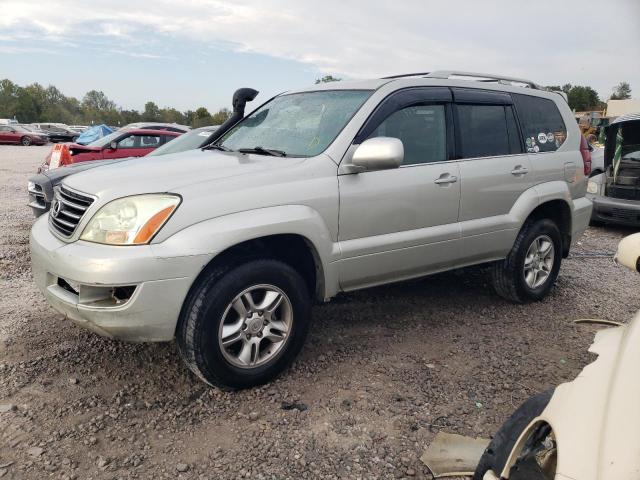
<box><xmin>381</xmin><ymin>72</ymin><xmax>431</xmax><ymax>79</ymax></box>
<box><xmin>425</xmin><ymin>70</ymin><xmax>545</xmax><ymax>90</ymax></box>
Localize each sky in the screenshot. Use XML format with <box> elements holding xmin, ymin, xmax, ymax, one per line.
<box><xmin>0</xmin><ymin>0</ymin><xmax>638</xmax><ymax>113</ymax></box>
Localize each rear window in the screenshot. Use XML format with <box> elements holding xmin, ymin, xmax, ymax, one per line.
<box><xmin>456</xmin><ymin>104</ymin><xmax>522</xmax><ymax>158</ymax></box>
<box><xmin>513</xmin><ymin>94</ymin><xmax>567</xmax><ymax>153</ymax></box>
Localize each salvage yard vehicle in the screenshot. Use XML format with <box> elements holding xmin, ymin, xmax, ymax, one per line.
<box><xmin>118</xmin><ymin>122</ymin><xmax>191</xmax><ymax>133</ymax></box>
<box><xmin>30</xmin><ymin>123</ymin><xmax>80</xmax><ymax>143</ymax></box>
<box><xmin>587</xmin><ymin>112</ymin><xmax>640</xmax><ymax>226</ymax></box>
<box><xmin>0</xmin><ymin>124</ymin><xmax>49</xmax><ymax>145</ymax></box>
<box><xmin>28</xmin><ymin>126</ymin><xmax>217</xmax><ymax>216</ymax></box>
<box><xmin>37</xmin><ymin>128</ymin><xmax>182</xmax><ymax>172</ymax></box>
<box><xmin>473</xmin><ymin>233</ymin><xmax>640</xmax><ymax>480</ymax></box>
<box><xmin>30</xmin><ymin>72</ymin><xmax>592</xmax><ymax>388</ymax></box>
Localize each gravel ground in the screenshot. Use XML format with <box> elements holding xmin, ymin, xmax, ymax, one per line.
<box><xmin>1</xmin><ymin>144</ymin><xmax>639</xmax><ymax>480</ymax></box>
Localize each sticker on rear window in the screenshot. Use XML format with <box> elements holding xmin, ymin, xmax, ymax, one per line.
<box><xmin>537</xmin><ymin>132</ymin><xmax>547</xmax><ymax>144</ymax></box>
<box><xmin>547</xmin><ymin>132</ymin><xmax>554</xmax><ymax>143</ymax></box>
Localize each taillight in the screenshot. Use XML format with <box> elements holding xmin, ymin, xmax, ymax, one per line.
<box><xmin>580</xmin><ymin>135</ymin><xmax>591</xmax><ymax>176</ymax></box>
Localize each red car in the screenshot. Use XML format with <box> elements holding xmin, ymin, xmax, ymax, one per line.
<box><xmin>0</xmin><ymin>125</ymin><xmax>49</xmax><ymax>146</ymax></box>
<box><xmin>40</xmin><ymin>128</ymin><xmax>182</xmax><ymax>171</ymax></box>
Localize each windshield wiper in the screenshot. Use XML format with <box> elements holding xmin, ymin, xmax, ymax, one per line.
<box><xmin>202</xmin><ymin>143</ymin><xmax>232</xmax><ymax>152</ymax></box>
<box><xmin>238</xmin><ymin>146</ymin><xmax>287</xmax><ymax>157</ymax></box>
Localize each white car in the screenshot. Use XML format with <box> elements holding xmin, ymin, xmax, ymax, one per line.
<box><xmin>474</xmin><ymin>233</ymin><xmax>640</xmax><ymax>480</ymax></box>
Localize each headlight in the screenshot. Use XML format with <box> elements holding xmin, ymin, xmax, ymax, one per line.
<box><xmin>80</xmin><ymin>194</ymin><xmax>180</xmax><ymax>245</ymax></box>
<box><xmin>587</xmin><ymin>180</ymin><xmax>599</xmax><ymax>194</ymax></box>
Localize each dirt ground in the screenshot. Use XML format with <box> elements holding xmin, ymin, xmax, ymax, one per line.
<box><xmin>1</xmin><ymin>144</ymin><xmax>639</xmax><ymax>480</ymax></box>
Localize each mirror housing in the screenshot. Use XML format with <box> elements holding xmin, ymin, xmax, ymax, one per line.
<box><xmin>109</xmin><ymin>141</ymin><xmax>117</xmax><ymax>150</ymax></box>
<box><xmin>351</xmin><ymin>137</ymin><xmax>403</xmax><ymax>172</ymax></box>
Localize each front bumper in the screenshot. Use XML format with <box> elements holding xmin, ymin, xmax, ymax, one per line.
<box><xmin>587</xmin><ymin>193</ymin><xmax>640</xmax><ymax>227</ymax></box>
<box><xmin>29</xmin><ymin>216</ymin><xmax>211</xmax><ymax>341</ymax></box>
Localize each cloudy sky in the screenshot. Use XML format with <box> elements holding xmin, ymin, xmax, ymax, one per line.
<box><xmin>1</xmin><ymin>0</ymin><xmax>638</xmax><ymax>112</ymax></box>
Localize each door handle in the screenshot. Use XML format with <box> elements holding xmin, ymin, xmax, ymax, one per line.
<box><xmin>510</xmin><ymin>166</ymin><xmax>529</xmax><ymax>175</ymax></box>
<box><xmin>434</xmin><ymin>174</ymin><xmax>458</xmax><ymax>185</ymax></box>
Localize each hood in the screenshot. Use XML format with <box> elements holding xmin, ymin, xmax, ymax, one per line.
<box><xmin>63</xmin><ymin>148</ymin><xmax>305</xmax><ymax>200</ymax></box>
<box><xmin>69</xmin><ymin>143</ymin><xmax>102</xmax><ymax>155</ymax></box>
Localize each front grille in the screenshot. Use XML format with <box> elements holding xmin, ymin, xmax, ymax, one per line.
<box><xmin>49</xmin><ymin>186</ymin><xmax>94</xmax><ymax>237</ymax></box>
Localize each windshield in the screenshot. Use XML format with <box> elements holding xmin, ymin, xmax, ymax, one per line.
<box><xmin>146</xmin><ymin>128</ymin><xmax>215</xmax><ymax>157</ymax></box>
<box><xmin>87</xmin><ymin>130</ymin><xmax>123</xmax><ymax>148</ymax></box>
<box><xmin>219</xmin><ymin>90</ymin><xmax>372</xmax><ymax>157</ymax></box>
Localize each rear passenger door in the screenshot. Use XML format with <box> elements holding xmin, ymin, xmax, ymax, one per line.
<box><xmin>453</xmin><ymin>88</ymin><xmax>533</xmax><ymax>263</ymax></box>
<box><xmin>338</xmin><ymin>87</ymin><xmax>461</xmax><ymax>290</ymax></box>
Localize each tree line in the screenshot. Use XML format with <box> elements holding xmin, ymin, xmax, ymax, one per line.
<box><xmin>0</xmin><ymin>79</ymin><xmax>231</xmax><ymax>128</ymax></box>
<box><xmin>0</xmin><ymin>78</ymin><xmax>633</xmax><ymax>127</ymax></box>
<box><xmin>546</xmin><ymin>81</ymin><xmax>632</xmax><ymax>111</ymax></box>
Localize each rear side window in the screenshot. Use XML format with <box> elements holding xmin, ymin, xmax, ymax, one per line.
<box><xmin>512</xmin><ymin>94</ymin><xmax>567</xmax><ymax>153</ymax></box>
<box><xmin>456</xmin><ymin>104</ymin><xmax>521</xmax><ymax>158</ymax></box>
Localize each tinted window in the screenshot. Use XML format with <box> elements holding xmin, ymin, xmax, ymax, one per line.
<box><xmin>367</xmin><ymin>104</ymin><xmax>446</xmax><ymax>165</ymax></box>
<box><xmin>513</xmin><ymin>94</ymin><xmax>567</xmax><ymax>153</ymax></box>
<box><xmin>456</xmin><ymin>104</ymin><xmax>512</xmax><ymax>158</ymax></box>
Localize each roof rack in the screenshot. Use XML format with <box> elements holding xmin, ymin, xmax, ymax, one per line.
<box><xmin>381</xmin><ymin>72</ymin><xmax>431</xmax><ymax>79</ymax></box>
<box><xmin>424</xmin><ymin>71</ymin><xmax>545</xmax><ymax>90</ymax></box>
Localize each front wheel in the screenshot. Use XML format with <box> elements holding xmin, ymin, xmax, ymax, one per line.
<box><xmin>176</xmin><ymin>259</ymin><xmax>311</xmax><ymax>389</ymax></box>
<box><xmin>492</xmin><ymin>219</ymin><xmax>562</xmax><ymax>303</ymax></box>
<box><xmin>21</xmin><ymin>136</ymin><xmax>32</xmax><ymax>146</ymax></box>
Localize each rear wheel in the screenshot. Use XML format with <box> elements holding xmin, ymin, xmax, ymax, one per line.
<box><xmin>21</xmin><ymin>136</ymin><xmax>32</xmax><ymax>146</ymax></box>
<box><xmin>176</xmin><ymin>259</ymin><xmax>311</xmax><ymax>389</ymax></box>
<box><xmin>492</xmin><ymin>219</ymin><xmax>562</xmax><ymax>303</ymax></box>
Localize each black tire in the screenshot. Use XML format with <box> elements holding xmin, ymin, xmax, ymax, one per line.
<box><xmin>492</xmin><ymin>218</ymin><xmax>562</xmax><ymax>303</ymax></box>
<box><xmin>473</xmin><ymin>389</ymin><xmax>554</xmax><ymax>480</ymax></box>
<box><xmin>21</xmin><ymin>136</ymin><xmax>32</xmax><ymax>146</ymax></box>
<box><xmin>176</xmin><ymin>258</ymin><xmax>311</xmax><ymax>389</ymax></box>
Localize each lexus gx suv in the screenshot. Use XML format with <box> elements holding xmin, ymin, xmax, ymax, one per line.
<box><xmin>30</xmin><ymin>71</ymin><xmax>592</xmax><ymax>388</ymax></box>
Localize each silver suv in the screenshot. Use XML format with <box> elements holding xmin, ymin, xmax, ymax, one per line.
<box><xmin>30</xmin><ymin>71</ymin><xmax>592</xmax><ymax>388</ymax></box>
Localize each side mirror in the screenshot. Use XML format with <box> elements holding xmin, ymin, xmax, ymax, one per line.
<box><xmin>351</xmin><ymin>137</ymin><xmax>404</xmax><ymax>172</ymax></box>
<box><xmin>109</xmin><ymin>141</ymin><xmax>117</xmax><ymax>150</ymax></box>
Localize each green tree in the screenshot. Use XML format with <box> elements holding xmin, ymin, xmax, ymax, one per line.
<box><xmin>611</xmin><ymin>81</ymin><xmax>632</xmax><ymax>100</ymax></box>
<box><xmin>210</xmin><ymin>108</ymin><xmax>231</xmax><ymax>125</ymax></box>
<box><xmin>142</xmin><ymin>101</ymin><xmax>161</xmax><ymax>121</ymax></box>
<box><xmin>315</xmin><ymin>75</ymin><xmax>341</xmax><ymax>84</ymax></box>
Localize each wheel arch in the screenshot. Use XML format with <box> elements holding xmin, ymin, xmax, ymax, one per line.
<box><xmin>155</xmin><ymin>205</ymin><xmax>339</xmax><ymax>309</ymax></box>
<box><xmin>526</xmin><ymin>199</ymin><xmax>573</xmax><ymax>258</ymax></box>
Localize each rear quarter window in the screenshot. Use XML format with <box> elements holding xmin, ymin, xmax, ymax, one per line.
<box><xmin>513</xmin><ymin>94</ymin><xmax>567</xmax><ymax>153</ymax></box>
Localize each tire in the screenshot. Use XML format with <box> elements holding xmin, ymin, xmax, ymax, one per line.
<box><xmin>21</xmin><ymin>136</ymin><xmax>32</xmax><ymax>146</ymax></box>
<box><xmin>492</xmin><ymin>218</ymin><xmax>562</xmax><ymax>303</ymax></box>
<box><xmin>473</xmin><ymin>389</ymin><xmax>554</xmax><ymax>480</ymax></box>
<box><xmin>176</xmin><ymin>258</ymin><xmax>311</xmax><ymax>389</ymax></box>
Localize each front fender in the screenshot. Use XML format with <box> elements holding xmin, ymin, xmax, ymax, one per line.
<box><xmin>150</xmin><ymin>205</ymin><xmax>341</xmax><ymax>299</ymax></box>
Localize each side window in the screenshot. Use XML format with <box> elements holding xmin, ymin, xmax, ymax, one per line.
<box><xmin>512</xmin><ymin>94</ymin><xmax>567</xmax><ymax>153</ymax></box>
<box><xmin>118</xmin><ymin>134</ymin><xmax>161</xmax><ymax>148</ymax></box>
<box><xmin>0</xmin><ymin>126</ymin><xmax>10</xmax><ymax>132</ymax></box>
<box><xmin>141</xmin><ymin>135</ymin><xmax>160</xmax><ymax>147</ymax></box>
<box><xmin>366</xmin><ymin>104</ymin><xmax>447</xmax><ymax>165</ymax></box>
<box><xmin>117</xmin><ymin>134</ymin><xmax>137</xmax><ymax>148</ymax></box>
<box><xmin>456</xmin><ymin>104</ymin><xmax>515</xmax><ymax>158</ymax></box>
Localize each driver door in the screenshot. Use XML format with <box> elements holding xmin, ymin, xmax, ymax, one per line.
<box><xmin>338</xmin><ymin>87</ymin><xmax>462</xmax><ymax>290</ymax></box>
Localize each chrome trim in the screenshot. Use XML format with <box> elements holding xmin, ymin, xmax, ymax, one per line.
<box><xmin>48</xmin><ymin>184</ymin><xmax>96</xmax><ymax>239</ymax></box>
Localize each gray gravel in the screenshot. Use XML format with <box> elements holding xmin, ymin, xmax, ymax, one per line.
<box><xmin>1</xmin><ymin>144</ymin><xmax>639</xmax><ymax>479</ymax></box>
